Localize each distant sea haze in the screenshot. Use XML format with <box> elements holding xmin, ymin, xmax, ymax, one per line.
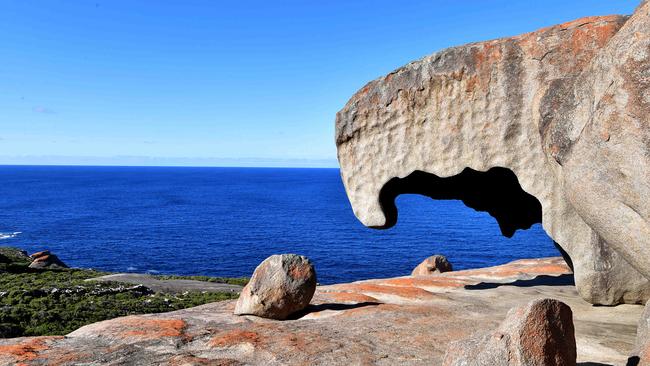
<box><xmin>0</xmin><ymin>156</ymin><xmax>339</xmax><ymax>168</ymax></box>
<box><xmin>0</xmin><ymin>166</ymin><xmax>559</xmax><ymax>284</ymax></box>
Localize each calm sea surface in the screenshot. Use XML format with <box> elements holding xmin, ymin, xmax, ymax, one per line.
<box><xmin>0</xmin><ymin>166</ymin><xmax>558</xmax><ymax>284</ymax></box>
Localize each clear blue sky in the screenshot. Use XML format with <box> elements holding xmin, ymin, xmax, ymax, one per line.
<box><xmin>0</xmin><ymin>0</ymin><xmax>639</xmax><ymax>167</ymax></box>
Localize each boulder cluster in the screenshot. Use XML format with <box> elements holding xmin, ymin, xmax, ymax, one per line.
<box><xmin>239</xmin><ymin>254</ymin><xmax>578</xmax><ymax>364</ymax></box>
<box><xmin>233</xmin><ymin>253</ymin><xmax>453</xmax><ymax>320</ymax></box>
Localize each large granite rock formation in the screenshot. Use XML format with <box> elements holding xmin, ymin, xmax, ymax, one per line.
<box><xmin>336</xmin><ymin>2</ymin><xmax>650</xmax><ymax>305</ymax></box>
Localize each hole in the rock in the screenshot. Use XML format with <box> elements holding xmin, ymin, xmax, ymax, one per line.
<box><xmin>378</xmin><ymin>167</ymin><xmax>542</xmax><ymax>238</ymax></box>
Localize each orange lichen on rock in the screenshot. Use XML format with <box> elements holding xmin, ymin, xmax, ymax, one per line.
<box><xmin>471</xmin><ymin>41</ymin><xmax>502</xmax><ymax>68</ymax></box>
<box><xmin>320</xmin><ymin>291</ymin><xmax>380</xmax><ymax>304</ymax></box>
<box><xmin>449</xmin><ymin>258</ymin><xmax>571</xmax><ymax>280</ymax></box>
<box><xmin>0</xmin><ymin>336</ymin><xmax>61</xmax><ymax>363</ymax></box>
<box><xmin>526</xmin><ymin>263</ymin><xmax>572</xmax><ymax>274</ymax></box>
<box><xmin>210</xmin><ymin>329</ymin><xmax>264</xmax><ymax>348</ymax></box>
<box><xmin>517</xmin><ymin>15</ymin><xmax>625</xmax><ymax>74</ymax></box>
<box><xmin>289</xmin><ymin>262</ymin><xmax>312</xmax><ymax>279</ymax></box>
<box><xmin>333</xmin><ymin>283</ymin><xmax>436</xmax><ymax>300</ymax></box>
<box><xmin>380</xmin><ymin>277</ymin><xmax>468</xmax><ymax>289</ymax></box>
<box><xmin>46</xmin><ymin>349</ymin><xmax>94</xmax><ymax>366</ymax></box>
<box><xmin>467</xmin><ymin>41</ymin><xmax>502</xmax><ymax>93</ymax></box>
<box><xmin>115</xmin><ymin>317</ymin><xmax>186</xmax><ymax>340</ymax></box>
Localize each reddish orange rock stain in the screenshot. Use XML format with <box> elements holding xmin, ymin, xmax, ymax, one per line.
<box><xmin>450</xmin><ymin>260</ymin><xmax>570</xmax><ymax>280</ymax></box>
<box><xmin>472</xmin><ymin>41</ymin><xmax>501</xmax><ymax>68</ymax></box>
<box><xmin>557</xmin><ymin>16</ymin><xmax>621</xmax><ymax>31</ymax></box>
<box><xmin>355</xmin><ymin>83</ymin><xmax>373</xmax><ymax>99</ymax></box>
<box><xmin>338</xmin><ymin>303</ymin><xmax>404</xmax><ymax>318</ymax></box>
<box><xmin>322</xmin><ymin>292</ymin><xmax>380</xmax><ymax>303</ymax></box>
<box><xmin>514</xmin><ymin>15</ymin><xmax>623</xmax><ymax>75</ymax></box>
<box><xmin>380</xmin><ymin>277</ymin><xmax>468</xmax><ymax>288</ymax></box>
<box><xmin>0</xmin><ymin>336</ymin><xmax>62</xmax><ymax>362</ymax></box>
<box><xmin>526</xmin><ymin>263</ymin><xmax>572</xmax><ymax>274</ymax></box>
<box><xmin>117</xmin><ymin>318</ymin><xmax>186</xmax><ymax>340</ymax></box>
<box><xmin>335</xmin><ymin>283</ymin><xmax>435</xmax><ymax>300</ymax></box>
<box><xmin>465</xmin><ymin>75</ymin><xmax>480</xmax><ymax>94</ymax></box>
<box><xmin>47</xmin><ymin>349</ymin><xmax>93</xmax><ymax>366</ymax></box>
<box><xmin>210</xmin><ymin>329</ymin><xmax>262</xmax><ymax>348</ymax></box>
<box><xmin>289</xmin><ymin>263</ymin><xmax>312</xmax><ymax>280</ymax></box>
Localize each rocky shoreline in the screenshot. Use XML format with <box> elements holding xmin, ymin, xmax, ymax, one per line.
<box><xmin>0</xmin><ymin>256</ymin><xmax>643</xmax><ymax>365</ymax></box>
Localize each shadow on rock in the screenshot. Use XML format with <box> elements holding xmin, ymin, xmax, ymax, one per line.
<box><xmin>465</xmin><ymin>274</ymin><xmax>575</xmax><ymax>290</ymax></box>
<box><xmin>288</xmin><ymin>301</ymin><xmax>382</xmax><ymax>319</ymax></box>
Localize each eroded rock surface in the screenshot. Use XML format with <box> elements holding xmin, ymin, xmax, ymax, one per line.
<box><xmin>411</xmin><ymin>254</ymin><xmax>452</xmax><ymax>276</ymax></box>
<box><xmin>443</xmin><ymin>298</ymin><xmax>576</xmax><ymax>366</ymax></box>
<box><xmin>234</xmin><ymin>254</ymin><xmax>316</xmax><ymax>320</ymax></box>
<box><xmin>0</xmin><ymin>258</ymin><xmax>640</xmax><ymax>365</ymax></box>
<box><xmin>335</xmin><ymin>2</ymin><xmax>650</xmax><ymax>305</ymax></box>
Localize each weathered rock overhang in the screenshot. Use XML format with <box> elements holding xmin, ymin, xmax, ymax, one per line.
<box><xmin>336</xmin><ymin>7</ymin><xmax>650</xmax><ymax>305</ymax></box>
<box><xmin>377</xmin><ymin>167</ymin><xmax>541</xmax><ymax>238</ymax></box>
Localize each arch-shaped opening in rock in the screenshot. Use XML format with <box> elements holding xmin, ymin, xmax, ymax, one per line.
<box><xmin>377</xmin><ymin>167</ymin><xmax>542</xmax><ymax>238</ymax></box>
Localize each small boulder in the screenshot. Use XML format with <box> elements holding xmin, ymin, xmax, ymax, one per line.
<box><xmin>411</xmin><ymin>254</ymin><xmax>452</xmax><ymax>276</ymax></box>
<box><xmin>443</xmin><ymin>298</ymin><xmax>576</xmax><ymax>366</ymax></box>
<box><xmin>234</xmin><ymin>254</ymin><xmax>317</xmax><ymax>320</ymax></box>
<box><xmin>28</xmin><ymin>251</ymin><xmax>68</xmax><ymax>269</ymax></box>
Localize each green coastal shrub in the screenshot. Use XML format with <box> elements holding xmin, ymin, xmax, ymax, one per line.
<box><xmin>0</xmin><ymin>248</ymin><xmax>243</xmax><ymax>337</ymax></box>
<box><xmin>155</xmin><ymin>274</ymin><xmax>249</xmax><ymax>286</ymax></box>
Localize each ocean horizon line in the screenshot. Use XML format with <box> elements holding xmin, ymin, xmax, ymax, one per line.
<box><xmin>0</xmin><ymin>163</ymin><xmax>340</xmax><ymax>170</ymax></box>
<box><xmin>0</xmin><ymin>155</ymin><xmax>339</xmax><ymax>169</ymax></box>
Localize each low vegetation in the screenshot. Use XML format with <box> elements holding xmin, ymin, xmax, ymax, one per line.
<box><xmin>0</xmin><ymin>247</ymin><xmax>245</xmax><ymax>337</ymax></box>
<box><xmin>155</xmin><ymin>274</ymin><xmax>249</xmax><ymax>286</ymax></box>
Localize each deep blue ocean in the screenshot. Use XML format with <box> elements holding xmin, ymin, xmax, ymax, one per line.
<box><xmin>0</xmin><ymin>166</ymin><xmax>559</xmax><ymax>284</ymax></box>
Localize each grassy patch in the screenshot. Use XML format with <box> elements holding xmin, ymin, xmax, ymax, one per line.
<box><xmin>155</xmin><ymin>274</ymin><xmax>249</xmax><ymax>286</ymax></box>
<box><xmin>0</xmin><ymin>247</ymin><xmax>242</xmax><ymax>337</ymax></box>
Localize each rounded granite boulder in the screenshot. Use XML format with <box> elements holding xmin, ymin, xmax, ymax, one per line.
<box><xmin>412</xmin><ymin>254</ymin><xmax>453</xmax><ymax>276</ymax></box>
<box><xmin>443</xmin><ymin>298</ymin><xmax>576</xmax><ymax>366</ymax></box>
<box><xmin>234</xmin><ymin>254</ymin><xmax>317</xmax><ymax>320</ymax></box>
